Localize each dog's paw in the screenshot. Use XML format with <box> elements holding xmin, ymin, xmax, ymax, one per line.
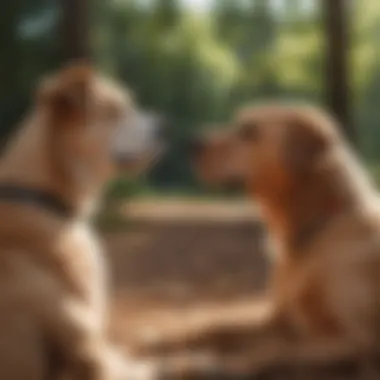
<box><xmin>120</xmin><ymin>360</ymin><xmax>159</xmax><ymax>380</ymax></box>
<box><xmin>107</xmin><ymin>347</ymin><xmax>160</xmax><ymax>380</ymax></box>
<box><xmin>150</xmin><ymin>352</ymin><xmax>225</xmax><ymax>380</ymax></box>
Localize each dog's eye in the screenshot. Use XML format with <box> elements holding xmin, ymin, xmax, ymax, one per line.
<box><xmin>238</xmin><ymin>122</ymin><xmax>259</xmax><ymax>141</ymax></box>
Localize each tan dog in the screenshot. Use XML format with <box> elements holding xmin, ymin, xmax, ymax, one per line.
<box><xmin>0</xmin><ymin>63</ymin><xmax>164</xmax><ymax>380</ymax></box>
<box><xmin>138</xmin><ymin>104</ymin><xmax>380</xmax><ymax>377</ymax></box>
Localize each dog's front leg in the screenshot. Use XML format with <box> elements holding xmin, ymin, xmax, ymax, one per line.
<box><xmin>11</xmin><ymin>247</ymin><xmax>113</xmax><ymax>379</ymax></box>
<box><xmin>238</xmin><ymin>334</ymin><xmax>378</xmax><ymax>380</ymax></box>
<box><xmin>105</xmin><ymin>347</ymin><xmax>161</xmax><ymax>380</ymax></box>
<box><xmin>58</xmin><ymin>345</ymin><xmax>160</xmax><ymax>380</ymax></box>
<box><xmin>134</xmin><ymin>299</ymin><xmax>283</xmax><ymax>357</ymax></box>
<box><xmin>150</xmin><ymin>336</ymin><xmax>373</xmax><ymax>380</ymax></box>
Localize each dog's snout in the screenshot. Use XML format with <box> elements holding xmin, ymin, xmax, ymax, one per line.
<box><xmin>189</xmin><ymin>137</ymin><xmax>205</xmax><ymax>157</ymax></box>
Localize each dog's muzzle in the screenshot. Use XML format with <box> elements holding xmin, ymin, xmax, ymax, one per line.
<box><xmin>112</xmin><ymin>111</ymin><xmax>167</xmax><ymax>167</ymax></box>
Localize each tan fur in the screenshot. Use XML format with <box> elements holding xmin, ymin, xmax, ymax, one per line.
<box><xmin>0</xmin><ymin>63</ymin><xmax>158</xmax><ymax>380</ymax></box>
<box><xmin>137</xmin><ymin>105</ymin><xmax>380</xmax><ymax>377</ymax></box>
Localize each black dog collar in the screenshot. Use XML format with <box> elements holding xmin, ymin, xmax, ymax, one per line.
<box><xmin>0</xmin><ymin>184</ymin><xmax>75</xmax><ymax>218</ymax></box>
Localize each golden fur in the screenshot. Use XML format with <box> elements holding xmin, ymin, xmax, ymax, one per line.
<box><xmin>137</xmin><ymin>104</ymin><xmax>380</xmax><ymax>377</ymax></box>
<box><xmin>0</xmin><ymin>63</ymin><xmax>159</xmax><ymax>380</ymax></box>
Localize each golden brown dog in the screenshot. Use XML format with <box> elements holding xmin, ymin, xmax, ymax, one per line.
<box><xmin>0</xmin><ymin>63</ymin><xmax>164</xmax><ymax>380</ymax></box>
<box><xmin>137</xmin><ymin>104</ymin><xmax>380</xmax><ymax>377</ymax></box>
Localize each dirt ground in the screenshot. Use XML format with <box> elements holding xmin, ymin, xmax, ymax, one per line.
<box><xmin>101</xmin><ymin>199</ymin><xmax>380</xmax><ymax>379</ymax></box>
<box><xmin>104</xmin><ymin>199</ymin><xmax>270</xmax><ymax>346</ymax></box>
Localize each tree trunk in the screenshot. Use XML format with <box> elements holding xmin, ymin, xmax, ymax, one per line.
<box><xmin>60</xmin><ymin>0</ymin><xmax>91</xmax><ymax>62</ymax></box>
<box><xmin>323</xmin><ymin>0</ymin><xmax>354</xmax><ymax>142</ymax></box>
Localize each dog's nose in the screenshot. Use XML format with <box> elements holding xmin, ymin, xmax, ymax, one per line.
<box><xmin>189</xmin><ymin>136</ymin><xmax>205</xmax><ymax>157</ymax></box>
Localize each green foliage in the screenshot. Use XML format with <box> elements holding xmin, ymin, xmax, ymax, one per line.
<box><xmin>2</xmin><ymin>0</ymin><xmax>380</xmax><ymax>197</ymax></box>
<box><xmin>0</xmin><ymin>0</ymin><xmax>60</xmax><ymax>147</ymax></box>
<box><xmin>105</xmin><ymin>179</ymin><xmax>144</xmax><ymax>201</ymax></box>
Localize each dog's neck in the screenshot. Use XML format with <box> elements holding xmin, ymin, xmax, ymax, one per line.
<box><xmin>257</xmin><ymin>146</ymin><xmax>377</xmax><ymax>256</ymax></box>
<box><xmin>0</xmin><ymin>112</ymin><xmax>102</xmax><ymax>219</ymax></box>
<box><xmin>260</xmin><ymin>182</ymin><xmax>343</xmax><ymax>255</ymax></box>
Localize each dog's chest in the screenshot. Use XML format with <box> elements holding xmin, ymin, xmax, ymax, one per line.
<box><xmin>55</xmin><ymin>222</ymin><xmax>108</xmax><ymax>311</ymax></box>
<box><xmin>274</xmin><ymin>233</ymin><xmax>380</xmax><ymax>338</ymax></box>
<box><xmin>272</xmin><ymin>255</ymin><xmax>342</xmax><ymax>336</ymax></box>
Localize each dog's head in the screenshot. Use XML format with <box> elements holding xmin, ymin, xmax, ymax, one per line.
<box><xmin>37</xmin><ymin>62</ymin><xmax>166</xmax><ymax>183</ymax></box>
<box><xmin>191</xmin><ymin>104</ymin><xmax>341</xmax><ymax>196</ymax></box>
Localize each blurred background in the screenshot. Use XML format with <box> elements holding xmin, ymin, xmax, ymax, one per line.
<box><xmin>2</xmin><ymin>0</ymin><xmax>380</xmax><ymax>197</ymax></box>
<box><xmin>1</xmin><ymin>1</ymin><xmax>380</xmax><ymax>367</ymax></box>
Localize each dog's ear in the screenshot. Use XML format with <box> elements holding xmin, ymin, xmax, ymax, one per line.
<box><xmin>284</xmin><ymin>114</ymin><xmax>330</xmax><ymax>176</ymax></box>
<box><xmin>38</xmin><ymin>62</ymin><xmax>94</xmax><ymax>122</ymax></box>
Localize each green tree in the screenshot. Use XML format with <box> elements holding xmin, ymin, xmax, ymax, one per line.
<box><xmin>0</xmin><ymin>0</ymin><xmax>60</xmax><ymax>146</ymax></box>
